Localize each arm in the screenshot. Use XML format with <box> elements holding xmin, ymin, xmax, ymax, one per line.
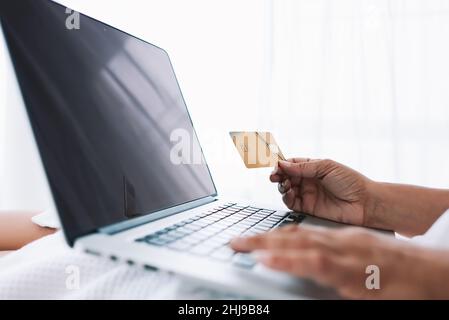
<box><xmin>366</xmin><ymin>182</ymin><xmax>449</xmax><ymax>237</ymax></box>
<box><xmin>0</xmin><ymin>212</ymin><xmax>56</xmax><ymax>251</ymax></box>
<box><xmin>271</xmin><ymin>159</ymin><xmax>449</xmax><ymax>237</ymax></box>
<box><xmin>231</xmin><ymin>225</ymin><xmax>449</xmax><ymax>299</ymax></box>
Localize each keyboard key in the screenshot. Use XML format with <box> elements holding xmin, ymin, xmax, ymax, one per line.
<box><xmin>187</xmin><ymin>232</ymin><xmax>211</xmax><ymax>242</ymax></box>
<box><xmin>291</xmin><ymin>214</ymin><xmax>306</xmax><ymax>223</ymax></box>
<box><xmin>190</xmin><ymin>244</ymin><xmax>216</xmax><ymax>256</ymax></box>
<box><xmin>236</xmin><ymin>211</ymin><xmax>253</xmax><ymax>217</ymax></box>
<box><xmin>182</xmin><ymin>224</ymin><xmax>203</xmax><ymax>232</ymax></box>
<box><xmin>233</xmin><ymin>253</ymin><xmax>257</xmax><ymax>268</ymax></box>
<box><xmin>253</xmin><ymin>212</ymin><xmax>269</xmax><ymax>218</ymax></box>
<box><xmin>266</xmin><ymin>216</ymin><xmax>282</xmax><ymax>223</ymax></box>
<box><xmin>197</xmin><ymin>227</ymin><xmax>220</xmax><ymax>237</ymax></box>
<box><xmin>209</xmin><ymin>212</ymin><xmax>229</xmax><ymax>219</ymax></box>
<box><xmin>278</xmin><ymin>221</ymin><xmax>295</xmax><ymax>228</ymax></box>
<box><xmin>280</xmin><ymin>217</ymin><xmax>300</xmax><ymax>225</ymax></box>
<box><xmin>220</xmin><ymin>220</ymin><xmax>237</xmax><ymax>228</ymax></box>
<box><xmin>258</xmin><ymin>220</ymin><xmax>277</xmax><ymax>228</ymax></box>
<box><xmin>228</xmin><ymin>224</ymin><xmax>249</xmax><ymax>232</ymax></box>
<box><xmin>160</xmin><ymin>226</ymin><xmax>174</xmax><ymax>233</ymax></box>
<box><xmin>221</xmin><ymin>208</ymin><xmax>239</xmax><ymax>214</ymax></box>
<box><xmin>250</xmin><ymin>228</ymin><xmax>267</xmax><ymax>234</ymax></box>
<box><xmin>168</xmin><ymin>240</ymin><xmax>192</xmax><ymax>251</ymax></box>
<box><xmin>224</xmin><ymin>217</ymin><xmax>243</xmax><ymax>223</ymax></box>
<box><xmin>143</xmin><ymin>233</ymin><xmax>157</xmax><ymax>239</ymax></box>
<box><xmin>201</xmin><ymin>217</ymin><xmax>219</xmax><ymax>224</ymax></box>
<box><xmin>208</xmin><ymin>216</ymin><xmax>223</xmax><ymax>222</ymax></box>
<box><xmin>211</xmin><ymin>246</ymin><xmax>235</xmax><ymax>261</ymax></box>
<box><xmin>242</xmin><ymin>230</ymin><xmax>257</xmax><ymax>236</ymax></box>
<box><xmin>212</xmin><ymin>233</ymin><xmax>235</xmax><ymax>242</ymax></box>
<box><xmin>272</xmin><ymin>212</ymin><xmax>287</xmax><ymax>218</ymax></box>
<box><xmin>222</xmin><ymin>228</ymin><xmax>243</xmax><ymax>237</ymax></box>
<box><xmin>191</xmin><ymin>220</ymin><xmax>210</xmax><ymax>227</ymax></box>
<box><xmin>208</xmin><ymin>236</ymin><xmax>232</xmax><ymax>246</ymax></box>
<box><xmin>261</xmin><ymin>209</ymin><xmax>276</xmax><ymax>214</ymax></box>
<box><xmin>182</xmin><ymin>235</ymin><xmax>203</xmax><ymax>245</ymax></box>
<box><xmin>158</xmin><ymin>233</ymin><xmax>178</xmax><ymax>242</ymax></box>
<box><xmin>253</xmin><ymin>225</ymin><xmax>271</xmax><ymax>232</ymax></box>
<box><xmin>212</xmin><ymin>221</ymin><xmax>234</xmax><ymax>229</ymax></box>
<box><xmin>209</xmin><ymin>224</ymin><xmax>227</xmax><ymax>232</ymax></box>
<box><xmin>238</xmin><ymin>220</ymin><xmax>256</xmax><ymax>228</ymax></box>
<box><xmin>166</xmin><ymin>230</ymin><xmax>187</xmax><ymax>238</ymax></box>
<box><xmin>174</xmin><ymin>221</ymin><xmax>188</xmax><ymax>227</ymax></box>
<box><xmin>224</xmin><ymin>202</ymin><xmax>237</xmax><ymax>206</ymax></box>
<box><xmin>246</xmin><ymin>217</ymin><xmax>263</xmax><ymax>223</ymax></box>
<box><xmin>146</xmin><ymin>237</ymin><xmax>169</xmax><ymax>246</ymax></box>
<box><xmin>176</xmin><ymin>227</ymin><xmax>195</xmax><ymax>235</ymax></box>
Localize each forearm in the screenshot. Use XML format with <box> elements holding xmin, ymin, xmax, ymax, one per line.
<box><xmin>0</xmin><ymin>212</ymin><xmax>56</xmax><ymax>251</ymax></box>
<box><xmin>365</xmin><ymin>182</ymin><xmax>449</xmax><ymax>237</ymax></box>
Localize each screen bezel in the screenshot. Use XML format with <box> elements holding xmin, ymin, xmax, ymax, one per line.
<box><xmin>1</xmin><ymin>0</ymin><xmax>218</xmax><ymax>246</ymax></box>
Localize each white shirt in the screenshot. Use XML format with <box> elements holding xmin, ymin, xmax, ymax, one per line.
<box><xmin>411</xmin><ymin>209</ymin><xmax>449</xmax><ymax>249</ymax></box>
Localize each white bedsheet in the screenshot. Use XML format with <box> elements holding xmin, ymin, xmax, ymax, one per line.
<box><xmin>0</xmin><ymin>231</ymin><xmax>238</xmax><ymax>300</ymax></box>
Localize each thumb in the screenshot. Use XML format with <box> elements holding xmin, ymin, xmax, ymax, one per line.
<box><xmin>278</xmin><ymin>159</ymin><xmax>333</xmax><ymax>179</ymax></box>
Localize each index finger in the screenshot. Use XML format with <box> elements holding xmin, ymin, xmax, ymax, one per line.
<box><xmin>270</xmin><ymin>158</ymin><xmax>315</xmax><ymax>180</ymax></box>
<box><xmin>289</xmin><ymin>158</ymin><xmax>320</xmax><ymax>164</ymax></box>
<box><xmin>269</xmin><ymin>163</ymin><xmax>286</xmax><ymax>182</ymax></box>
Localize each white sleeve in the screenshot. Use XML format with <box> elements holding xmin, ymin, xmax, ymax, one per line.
<box><xmin>411</xmin><ymin>209</ymin><xmax>449</xmax><ymax>249</ymax></box>
<box><xmin>31</xmin><ymin>209</ymin><xmax>61</xmax><ymax>229</ymax></box>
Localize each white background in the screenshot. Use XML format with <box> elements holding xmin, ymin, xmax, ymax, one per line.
<box><xmin>1</xmin><ymin>0</ymin><xmax>449</xmax><ymax>214</ymax></box>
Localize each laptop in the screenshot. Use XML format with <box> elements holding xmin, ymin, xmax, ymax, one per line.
<box><xmin>1</xmin><ymin>0</ymin><xmax>347</xmax><ymax>299</ymax></box>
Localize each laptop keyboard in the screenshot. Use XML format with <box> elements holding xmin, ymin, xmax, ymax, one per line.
<box><xmin>136</xmin><ymin>203</ymin><xmax>305</xmax><ymax>269</ymax></box>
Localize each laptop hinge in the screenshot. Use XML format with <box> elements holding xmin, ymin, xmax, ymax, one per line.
<box><xmin>98</xmin><ymin>196</ymin><xmax>217</xmax><ymax>235</ymax></box>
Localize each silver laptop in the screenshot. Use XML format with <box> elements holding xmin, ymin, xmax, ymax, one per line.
<box><xmin>2</xmin><ymin>0</ymin><xmax>347</xmax><ymax>299</ymax></box>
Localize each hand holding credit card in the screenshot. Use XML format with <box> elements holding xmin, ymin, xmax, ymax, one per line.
<box><xmin>230</xmin><ymin>132</ymin><xmax>286</xmax><ymax>168</ymax></box>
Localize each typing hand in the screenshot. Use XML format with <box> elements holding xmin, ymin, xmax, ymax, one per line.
<box><xmin>231</xmin><ymin>225</ymin><xmax>443</xmax><ymax>299</ymax></box>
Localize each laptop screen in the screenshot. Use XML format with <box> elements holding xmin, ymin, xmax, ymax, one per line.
<box><xmin>1</xmin><ymin>0</ymin><xmax>217</xmax><ymax>245</ymax></box>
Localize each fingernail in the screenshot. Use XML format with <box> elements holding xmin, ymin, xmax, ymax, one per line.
<box><xmin>230</xmin><ymin>237</ymin><xmax>246</xmax><ymax>247</ymax></box>
<box><xmin>278</xmin><ymin>183</ymin><xmax>285</xmax><ymax>193</ymax></box>
<box><xmin>255</xmin><ymin>251</ymin><xmax>272</xmax><ymax>264</ymax></box>
<box><xmin>279</xmin><ymin>160</ymin><xmax>291</xmax><ymax>167</ymax></box>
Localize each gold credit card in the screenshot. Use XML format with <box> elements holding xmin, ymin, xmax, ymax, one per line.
<box><xmin>230</xmin><ymin>131</ymin><xmax>285</xmax><ymax>168</ymax></box>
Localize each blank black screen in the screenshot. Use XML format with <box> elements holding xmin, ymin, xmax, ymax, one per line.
<box><xmin>1</xmin><ymin>0</ymin><xmax>217</xmax><ymax>245</ymax></box>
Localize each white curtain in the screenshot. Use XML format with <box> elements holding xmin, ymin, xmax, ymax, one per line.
<box><xmin>267</xmin><ymin>0</ymin><xmax>449</xmax><ymax>190</ymax></box>
<box><xmin>1</xmin><ymin>0</ymin><xmax>449</xmax><ymax>212</ymax></box>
